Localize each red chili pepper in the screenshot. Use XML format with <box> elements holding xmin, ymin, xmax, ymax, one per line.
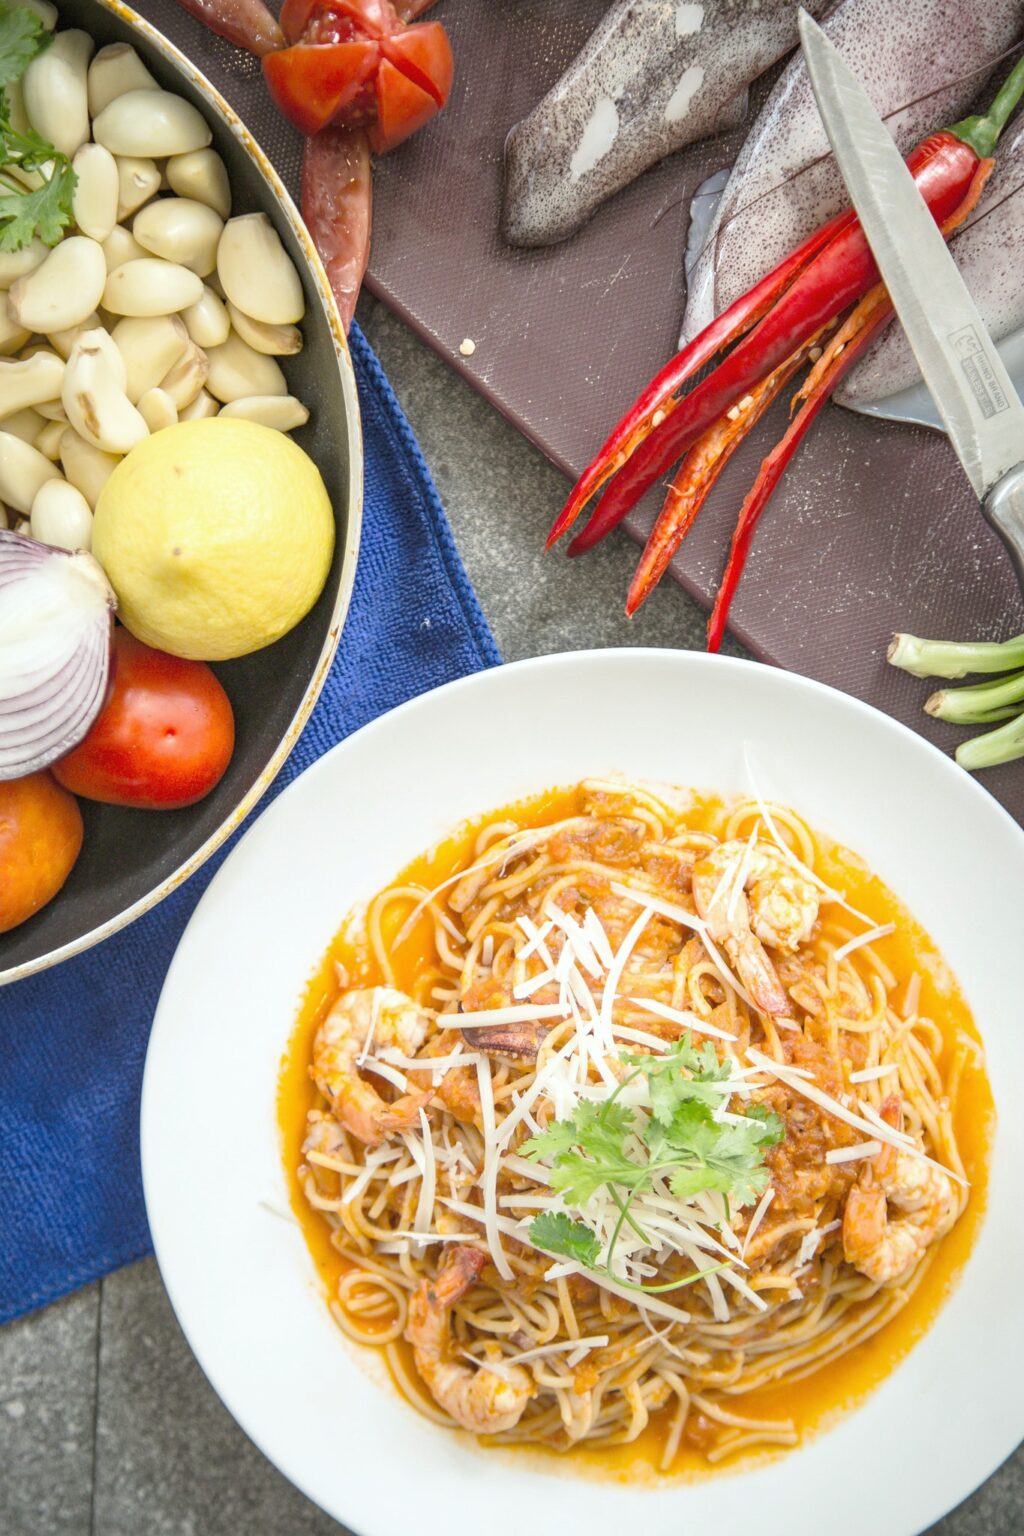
<box><xmin>264</xmin><ymin>0</ymin><xmax>453</xmax><ymax>150</ymax></box>
<box><xmin>549</xmin><ymin>59</ymin><xmax>1024</xmax><ymax>647</ymax></box>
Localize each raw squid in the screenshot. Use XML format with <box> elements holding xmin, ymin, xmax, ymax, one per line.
<box><xmin>838</xmin><ymin>120</ymin><xmax>1024</xmax><ymax>407</ymax></box>
<box><xmin>503</xmin><ymin>0</ymin><xmax>830</xmax><ymax>249</ymax></box>
<box><xmin>681</xmin><ymin>0</ymin><xmax>1024</xmax><ymax>345</ymax></box>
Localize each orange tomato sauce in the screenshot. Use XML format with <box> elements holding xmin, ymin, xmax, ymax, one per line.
<box><xmin>277</xmin><ymin>786</ymin><xmax>993</xmax><ymax>1480</ymax></box>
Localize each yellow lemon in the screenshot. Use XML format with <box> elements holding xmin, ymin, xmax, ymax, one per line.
<box><xmin>92</xmin><ymin>418</ymin><xmax>335</xmax><ymax>661</ymax></box>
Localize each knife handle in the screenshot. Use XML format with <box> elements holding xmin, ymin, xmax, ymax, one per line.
<box><xmin>983</xmin><ymin>465</ymin><xmax>1024</xmax><ymax>590</ymax></box>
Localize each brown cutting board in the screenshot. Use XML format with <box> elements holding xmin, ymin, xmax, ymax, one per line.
<box><xmin>141</xmin><ymin>0</ymin><xmax>1024</xmax><ymax>822</ymax></box>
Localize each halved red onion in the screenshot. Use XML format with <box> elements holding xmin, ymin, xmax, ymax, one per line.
<box><xmin>0</xmin><ymin>530</ymin><xmax>116</xmax><ymax>780</ymax></box>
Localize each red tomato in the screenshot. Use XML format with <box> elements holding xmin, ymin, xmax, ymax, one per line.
<box><xmin>53</xmin><ymin>631</ymin><xmax>235</xmax><ymax>810</ymax></box>
<box><xmin>264</xmin><ymin>0</ymin><xmax>452</xmax><ymax>150</ymax></box>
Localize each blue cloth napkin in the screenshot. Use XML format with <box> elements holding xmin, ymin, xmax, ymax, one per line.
<box><xmin>0</xmin><ymin>326</ymin><xmax>500</xmax><ymax>1324</ymax></box>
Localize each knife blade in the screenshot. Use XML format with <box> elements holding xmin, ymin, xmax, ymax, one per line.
<box><xmin>798</xmin><ymin>8</ymin><xmax>1024</xmax><ymax>581</ymax></box>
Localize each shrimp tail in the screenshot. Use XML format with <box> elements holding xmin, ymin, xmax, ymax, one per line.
<box><xmin>734</xmin><ymin>942</ymin><xmax>790</xmax><ymax>1017</ymax></box>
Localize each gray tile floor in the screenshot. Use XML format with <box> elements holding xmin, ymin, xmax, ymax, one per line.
<box><xmin>2</xmin><ymin>298</ymin><xmax>1021</xmax><ymax>1535</ymax></box>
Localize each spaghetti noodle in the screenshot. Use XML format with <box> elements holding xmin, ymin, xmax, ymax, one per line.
<box><xmin>289</xmin><ymin>780</ymin><xmax>987</xmax><ymax>1467</ymax></box>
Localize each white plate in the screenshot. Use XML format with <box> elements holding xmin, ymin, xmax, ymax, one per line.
<box><xmin>142</xmin><ymin>650</ymin><xmax>1024</xmax><ymax>1536</ymax></box>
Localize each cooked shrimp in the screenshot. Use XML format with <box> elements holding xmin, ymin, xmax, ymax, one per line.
<box><xmin>842</xmin><ymin>1096</ymin><xmax>956</xmax><ymax>1284</ymax></box>
<box><xmin>406</xmin><ymin>1247</ymin><xmax>532</xmax><ymax>1434</ymax></box>
<box><xmin>312</xmin><ymin>986</ymin><xmax>430</xmax><ymax>1148</ymax></box>
<box><xmin>692</xmin><ymin>840</ymin><xmax>818</xmax><ymax>1015</ymax></box>
<box><xmin>413</xmin><ymin>1028</ymin><xmax>481</xmax><ymax>1124</ymax></box>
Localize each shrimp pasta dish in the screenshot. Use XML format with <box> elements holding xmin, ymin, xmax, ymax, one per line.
<box><xmin>282</xmin><ymin>780</ymin><xmax>991</xmax><ymax>1472</ymax></box>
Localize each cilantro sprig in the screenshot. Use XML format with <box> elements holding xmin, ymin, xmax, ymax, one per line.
<box><xmin>0</xmin><ymin>2</ymin><xmax>50</xmax><ymax>89</ymax></box>
<box><xmin>0</xmin><ymin>6</ymin><xmax>77</xmax><ymax>251</ymax></box>
<box><xmin>522</xmin><ymin>1035</ymin><xmax>784</xmax><ymax>1293</ymax></box>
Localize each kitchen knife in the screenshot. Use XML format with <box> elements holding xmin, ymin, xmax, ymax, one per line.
<box><xmin>798</xmin><ymin>7</ymin><xmax>1024</xmax><ymax>585</ymax></box>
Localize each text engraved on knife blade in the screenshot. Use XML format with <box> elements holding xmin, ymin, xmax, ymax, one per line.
<box><xmin>948</xmin><ymin>326</ymin><xmax>1010</xmax><ymax>419</ymax></box>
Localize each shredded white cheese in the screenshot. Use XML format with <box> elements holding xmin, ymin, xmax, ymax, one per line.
<box><xmin>503</xmin><ymin>1335</ymin><xmax>610</xmax><ymax>1369</ymax></box>
<box><xmin>825</xmin><ymin>1140</ymin><xmax>882</xmax><ymax>1165</ymax></box>
<box><xmin>476</xmin><ymin>1057</ymin><xmax>514</xmax><ymax>1281</ymax></box>
<box><xmin>583</xmin><ymin>907</ymin><xmax>615</xmax><ymax>967</ymax></box>
<box><xmin>627</xmin><ymin>995</ymin><xmax>737</xmax><ymax>1043</ymax></box>
<box><xmin>361</xmin><ymin>1059</ymin><xmax>409</xmax><ymax>1092</ymax></box>
<box><xmin>848</xmin><ymin>1063</ymin><xmax>897</xmax><ymax>1085</ymax></box>
<box><xmin>609</xmin><ymin>883</ymin><xmax>755</xmax><ymax>1008</ymax></box>
<box><xmin>833</xmin><ymin>924</ymin><xmax>897</xmax><ymax>963</ymax></box>
<box><xmin>457</xmin><ymin>1003</ymin><xmax>567</xmax><ymax>1027</ymax></box>
<box><xmin>741</xmin><ymin>1185</ymin><xmax>775</xmax><ymax>1259</ymax></box>
<box><xmin>747</xmin><ymin>1048</ymin><xmax>966</xmax><ymax>1186</ymax></box>
<box><xmin>411</xmin><ymin>1107</ymin><xmax>437</xmax><ymax>1248</ymax></box>
<box><xmin>544</xmin><ymin>903</ymin><xmax>602</xmax><ymax>978</ymax></box>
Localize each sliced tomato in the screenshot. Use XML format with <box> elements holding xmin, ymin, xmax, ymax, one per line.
<box><xmin>301</xmin><ymin>126</ymin><xmax>372</xmax><ymax>332</ymax></box>
<box><xmin>265</xmin><ymin>40</ymin><xmax>380</xmax><ymax>137</ymax></box>
<box><xmin>264</xmin><ymin>0</ymin><xmax>452</xmax><ymax>149</ymax></box>
<box><xmin>279</xmin><ymin>0</ymin><xmax>321</xmax><ymax>44</ymax></box>
<box><xmin>382</xmin><ymin>23</ymin><xmax>452</xmax><ymax>108</ymax></box>
<box><xmin>369</xmin><ymin>57</ymin><xmax>437</xmax><ymax>151</ymax></box>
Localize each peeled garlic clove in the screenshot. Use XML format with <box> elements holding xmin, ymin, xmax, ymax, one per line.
<box><xmin>219</xmin><ymin>394</ymin><xmax>309</xmax><ymax>432</ymax></box>
<box><xmin>34</xmin><ymin>418</ymin><xmax>66</xmax><ymax>460</ymax></box>
<box><xmin>165</xmin><ymin>147</ymin><xmax>231</xmax><ymax>220</ymax></box>
<box><xmin>103</xmin><ymin>258</ymin><xmax>205</xmax><ymax>318</ymax></box>
<box><xmin>0</xmin><ymin>239</ymin><xmax>48</xmax><ymax>289</ymax></box>
<box><xmin>116</xmin><ymin>156</ymin><xmax>161</xmax><ymax>222</ymax></box>
<box><xmin>102</xmin><ymin>225</ymin><xmax>146</xmax><ymax>273</ymax></box>
<box><xmin>35</xmin><ymin>399</ymin><xmax>69</xmax><ymax>423</ymax></box>
<box><xmin>87</xmin><ymin>42</ymin><xmax>159</xmax><ymax>118</ymax></box>
<box><xmin>0</xmin><ymin>429</ymin><xmax>62</xmax><ymax>512</ymax></box>
<box><xmin>0</xmin><ymin>352</ymin><xmax>65</xmax><ymax>417</ymax></box>
<box><xmin>137</xmin><ymin>387</ymin><xmax>178</xmax><ymax>433</ymax></box>
<box><xmin>8</xmin><ymin>237</ymin><xmax>107</xmax><ymax>334</ymax></box>
<box><xmin>30</xmin><ymin>477</ymin><xmax>94</xmax><ymax>551</ymax></box>
<box><xmin>0</xmin><ymin>407</ymin><xmax>46</xmax><ymax>445</ymax></box>
<box><xmin>22</xmin><ymin>28</ymin><xmax>92</xmax><ymax>158</ymax></box>
<box><xmin>93</xmin><ymin>89</ymin><xmax>212</xmax><ymax>159</ymax></box>
<box><xmin>159</xmin><ymin>339</ymin><xmax>209</xmax><ymax>411</ymax></box>
<box><xmin>205</xmin><ymin>331</ymin><xmax>287</xmax><ymax>403</ymax></box>
<box><xmin>182</xmin><ymin>285</ymin><xmax>230</xmax><ymax>349</ymax></box>
<box><xmin>111</xmin><ymin>314</ymin><xmax>188</xmax><ymax>403</ymax></box>
<box><xmin>178</xmin><ymin>388</ymin><xmax>218</xmax><ymax>421</ymax></box>
<box><xmin>71</xmin><ymin>143</ymin><xmax>119</xmax><ymax>243</ymax></box>
<box><xmin>226</xmin><ymin>302</ymin><xmax>302</xmax><ymax>357</ymax></box>
<box><xmin>216</xmin><ymin>214</ymin><xmax>304</xmax><ymax>326</ymax></box>
<box><xmin>18</xmin><ymin>0</ymin><xmax>57</xmax><ymax>29</ymax></box>
<box><xmin>133</xmin><ymin>197</ymin><xmax>224</xmax><ymax>277</ymax></box>
<box><xmin>48</xmin><ymin>316</ymin><xmax>102</xmax><ymax>362</ymax></box>
<box><xmin>59</xmin><ymin>428</ymin><xmax>120</xmax><ymax>509</ymax></box>
<box><xmin>62</xmin><ymin>329</ymin><xmax>149</xmax><ymax>455</ymax></box>
<box><xmin>0</xmin><ymin>317</ymin><xmax>31</xmax><ymax>358</ymax></box>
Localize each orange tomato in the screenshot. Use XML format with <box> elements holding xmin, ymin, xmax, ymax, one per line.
<box><xmin>0</xmin><ymin>772</ymin><xmax>84</xmax><ymax>934</ymax></box>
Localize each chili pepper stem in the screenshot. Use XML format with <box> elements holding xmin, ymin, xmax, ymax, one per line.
<box><xmin>949</xmin><ymin>54</ymin><xmax>1024</xmax><ymax>160</ymax></box>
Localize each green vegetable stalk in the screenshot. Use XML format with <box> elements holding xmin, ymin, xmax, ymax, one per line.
<box><xmin>889</xmin><ymin>630</ymin><xmax>1024</xmax><ymax>769</ymax></box>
